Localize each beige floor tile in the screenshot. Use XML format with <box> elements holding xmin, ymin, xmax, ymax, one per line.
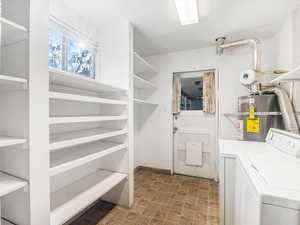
<box><xmin>72</xmin><ymin>169</ymin><xmax>219</xmax><ymax>225</ymax></box>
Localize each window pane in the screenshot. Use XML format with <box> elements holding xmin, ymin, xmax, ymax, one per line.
<box><xmin>180</xmin><ymin>77</ymin><xmax>203</xmax><ymax>111</ymax></box>
<box><xmin>48</xmin><ymin>28</ymin><xmax>63</xmax><ymax>70</ymax></box>
<box><xmin>67</xmin><ymin>39</ymin><xmax>95</xmax><ymax>79</ymax></box>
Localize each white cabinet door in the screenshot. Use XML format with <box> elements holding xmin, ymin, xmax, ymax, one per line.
<box><xmin>235</xmin><ymin>159</ymin><xmax>260</xmax><ymax>225</ymax></box>
<box><xmin>219</xmin><ymin>157</ymin><xmax>236</xmax><ymax>225</ymax></box>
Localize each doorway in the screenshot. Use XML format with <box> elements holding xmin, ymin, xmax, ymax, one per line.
<box><xmin>172</xmin><ymin>69</ymin><xmax>219</xmax><ymax>179</ymax></box>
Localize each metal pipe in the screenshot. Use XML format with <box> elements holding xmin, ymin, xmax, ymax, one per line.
<box><xmin>263</xmin><ymin>86</ymin><xmax>299</xmax><ymax>134</ymax></box>
<box><xmin>216</xmin><ymin>38</ymin><xmax>262</xmax><ymax>71</ymax></box>
<box><xmin>216</xmin><ymin>37</ymin><xmax>226</xmax><ymax>55</ymax></box>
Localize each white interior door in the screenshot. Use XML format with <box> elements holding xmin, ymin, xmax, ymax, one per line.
<box><xmin>173</xmin><ymin>71</ymin><xmax>217</xmax><ymax>179</ymax></box>
<box><xmin>174</xmin><ymin>112</ymin><xmax>216</xmax><ymax>178</ymax></box>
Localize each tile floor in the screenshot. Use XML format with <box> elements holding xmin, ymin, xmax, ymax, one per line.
<box><xmin>70</xmin><ymin>169</ymin><xmax>219</xmax><ymax>225</ymax></box>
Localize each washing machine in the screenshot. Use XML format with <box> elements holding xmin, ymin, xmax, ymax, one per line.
<box><xmin>219</xmin><ymin>128</ymin><xmax>300</xmax><ymax>225</ymax></box>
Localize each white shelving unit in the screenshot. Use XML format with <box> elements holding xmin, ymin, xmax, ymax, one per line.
<box><xmin>51</xmin><ymin>170</ymin><xmax>127</xmax><ymax>225</ymax></box>
<box><xmin>49</xmin><ymin>65</ymin><xmax>131</xmax><ymax>224</ymax></box>
<box><xmin>1</xmin><ymin>3</ymin><xmax>134</xmax><ymax>225</ymax></box>
<box><xmin>271</xmin><ymin>66</ymin><xmax>300</xmax><ymax>83</ymax></box>
<box><xmin>133</xmin><ymin>50</ymin><xmax>159</xmax><ymax>170</ymax></box>
<box><xmin>0</xmin><ymin>137</ymin><xmax>27</xmax><ymax>148</ymax></box>
<box><xmin>0</xmin><ymin>75</ymin><xmax>27</xmax><ymax>90</ymax></box>
<box><xmin>0</xmin><ymin>17</ymin><xmax>28</xmax><ymax>31</ymax></box>
<box><xmin>50</xmin><ymin>142</ymin><xmax>127</xmax><ymax>176</ymax></box>
<box><xmin>49</xmin><ymin>68</ymin><xmax>126</xmax><ymax>93</ymax></box>
<box><xmin>50</xmin><ymin>128</ymin><xmax>127</xmax><ymax>151</ymax></box>
<box><xmin>134</xmin><ymin>98</ymin><xmax>158</xmax><ymax>106</ymax></box>
<box><xmin>0</xmin><ymin>7</ymin><xmax>32</xmax><ymax>225</ymax></box>
<box><xmin>134</xmin><ymin>52</ymin><xmax>157</xmax><ymax>78</ymax></box>
<box><xmin>0</xmin><ymin>172</ymin><xmax>27</xmax><ymax>198</ymax></box>
<box><xmin>50</xmin><ymin>116</ymin><xmax>127</xmax><ymax>125</ymax></box>
<box><xmin>0</xmin><ymin>17</ymin><xmax>28</xmax><ymax>47</ymax></box>
<box><xmin>134</xmin><ymin>74</ymin><xmax>157</xmax><ymax>89</ymax></box>
<box><xmin>50</xmin><ymin>92</ymin><xmax>127</xmax><ymax>105</ymax></box>
<box><xmin>1</xmin><ymin>219</ymin><xmax>14</xmax><ymax>225</ymax></box>
<box><xmin>133</xmin><ymin>52</ymin><xmax>158</xmax><ymax>106</ymax></box>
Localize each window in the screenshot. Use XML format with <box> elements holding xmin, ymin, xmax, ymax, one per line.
<box><xmin>67</xmin><ymin>40</ymin><xmax>95</xmax><ymax>78</ymax></box>
<box><xmin>180</xmin><ymin>76</ymin><xmax>203</xmax><ymax>111</ymax></box>
<box><xmin>48</xmin><ymin>28</ymin><xmax>63</xmax><ymax>70</ymax></box>
<box><xmin>48</xmin><ymin>26</ymin><xmax>97</xmax><ymax>79</ymax></box>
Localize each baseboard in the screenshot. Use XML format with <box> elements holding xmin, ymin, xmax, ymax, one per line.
<box><xmin>135</xmin><ymin>166</ymin><xmax>171</xmax><ymax>175</ymax></box>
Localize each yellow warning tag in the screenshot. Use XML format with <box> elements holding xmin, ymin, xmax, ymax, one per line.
<box><xmin>247</xmin><ymin>118</ymin><xmax>260</xmax><ymax>133</ymax></box>
<box><xmin>249</xmin><ymin>105</ymin><xmax>255</xmax><ymax>119</ymax></box>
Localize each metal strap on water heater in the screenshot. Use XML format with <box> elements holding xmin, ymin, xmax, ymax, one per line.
<box><xmin>224</xmin><ymin>112</ymin><xmax>282</xmax><ymax>117</ymax></box>
<box><xmin>239</xmin><ymin>112</ymin><xmax>282</xmax><ymax>116</ymax></box>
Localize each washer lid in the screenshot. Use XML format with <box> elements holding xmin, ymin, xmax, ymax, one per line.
<box><xmin>247</xmin><ymin>147</ymin><xmax>300</xmax><ymax>209</ymax></box>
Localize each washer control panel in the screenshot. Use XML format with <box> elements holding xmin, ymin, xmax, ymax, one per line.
<box><xmin>266</xmin><ymin>128</ymin><xmax>300</xmax><ymax>158</ymax></box>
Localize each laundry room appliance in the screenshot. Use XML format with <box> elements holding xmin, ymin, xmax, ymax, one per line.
<box><xmin>216</xmin><ymin>37</ymin><xmax>299</xmax><ymax>141</ymax></box>
<box><xmin>238</xmin><ymin>93</ymin><xmax>284</xmax><ymax>142</ymax></box>
<box><xmin>219</xmin><ymin>128</ymin><xmax>300</xmax><ymax>225</ymax></box>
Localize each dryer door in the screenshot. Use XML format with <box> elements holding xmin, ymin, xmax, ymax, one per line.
<box><xmin>235</xmin><ymin>159</ymin><xmax>261</xmax><ymax>225</ymax></box>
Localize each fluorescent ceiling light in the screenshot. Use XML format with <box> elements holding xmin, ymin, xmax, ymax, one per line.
<box><xmin>174</xmin><ymin>0</ymin><xmax>199</xmax><ymax>26</ymax></box>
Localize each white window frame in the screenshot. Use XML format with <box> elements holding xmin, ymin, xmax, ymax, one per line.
<box><xmin>49</xmin><ymin>15</ymin><xmax>99</xmax><ymax>79</ymax></box>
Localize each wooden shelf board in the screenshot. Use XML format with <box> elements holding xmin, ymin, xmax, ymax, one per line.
<box><xmin>49</xmin><ymin>92</ymin><xmax>127</xmax><ymax>105</ymax></box>
<box><xmin>134</xmin><ymin>52</ymin><xmax>157</xmax><ymax>77</ymax></box>
<box><xmin>134</xmin><ymin>75</ymin><xmax>156</xmax><ymax>89</ymax></box>
<box><xmin>0</xmin><ymin>75</ymin><xmax>27</xmax><ymax>90</ymax></box>
<box><xmin>49</xmin><ymin>68</ymin><xmax>127</xmax><ymax>93</ymax></box>
<box><xmin>271</xmin><ymin>66</ymin><xmax>300</xmax><ymax>83</ymax></box>
<box><xmin>49</xmin><ymin>116</ymin><xmax>128</xmax><ymax>125</ymax></box>
<box><xmin>49</xmin><ymin>142</ymin><xmax>127</xmax><ymax>177</ymax></box>
<box><xmin>0</xmin><ymin>136</ymin><xmax>27</xmax><ymax>148</ymax></box>
<box><xmin>51</xmin><ymin>170</ymin><xmax>127</xmax><ymax>225</ymax></box>
<box><xmin>0</xmin><ymin>172</ymin><xmax>27</xmax><ymax>197</ymax></box>
<box><xmin>50</xmin><ymin>128</ymin><xmax>128</xmax><ymax>151</ymax></box>
<box><xmin>134</xmin><ymin>98</ymin><xmax>158</xmax><ymax>106</ymax></box>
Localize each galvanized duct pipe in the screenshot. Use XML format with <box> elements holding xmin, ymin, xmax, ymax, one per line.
<box><xmin>263</xmin><ymin>86</ymin><xmax>299</xmax><ymax>134</ymax></box>
<box><xmin>216</xmin><ymin>37</ymin><xmax>262</xmax><ymax>71</ymax></box>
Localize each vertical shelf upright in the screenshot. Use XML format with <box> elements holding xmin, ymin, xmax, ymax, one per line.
<box><xmin>133</xmin><ymin>52</ymin><xmax>158</xmax><ymax>106</ymax></box>
<box><xmin>132</xmin><ymin>51</ymin><xmax>158</xmax><ymax>169</ymax></box>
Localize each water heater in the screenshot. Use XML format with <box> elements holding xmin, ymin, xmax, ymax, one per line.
<box><xmin>238</xmin><ymin>94</ymin><xmax>284</xmax><ymax>142</ymax></box>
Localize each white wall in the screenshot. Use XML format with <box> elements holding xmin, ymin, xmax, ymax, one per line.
<box><xmin>274</xmin><ymin>6</ymin><xmax>300</xmax><ymax>69</ymax></box>
<box><xmin>50</xmin><ymin>0</ymin><xmax>98</xmax><ymax>40</ymax></box>
<box><xmin>50</xmin><ymin>1</ymin><xmax>131</xmax><ymax>91</ymax></box>
<box><xmin>274</xmin><ymin>7</ymin><xmax>300</xmax><ymax>112</ymax></box>
<box><xmin>141</xmin><ymin>38</ymin><xmax>277</xmax><ymax>170</ymax></box>
<box><xmin>98</xmin><ymin>21</ymin><xmax>132</xmax><ymax>90</ymax></box>
<box><xmin>274</xmin><ymin>15</ymin><xmax>294</xmax><ymax>70</ymax></box>
<box><xmin>293</xmin><ymin>8</ymin><xmax>300</xmax><ymax>67</ymax></box>
<box><xmin>292</xmin><ymin>8</ymin><xmax>300</xmax><ymax>112</ymax></box>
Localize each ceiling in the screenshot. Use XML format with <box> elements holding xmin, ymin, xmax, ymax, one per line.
<box><xmin>63</xmin><ymin>0</ymin><xmax>300</xmax><ymax>56</ymax></box>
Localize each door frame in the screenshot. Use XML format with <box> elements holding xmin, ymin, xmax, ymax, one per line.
<box><xmin>171</xmin><ymin>67</ymin><xmax>220</xmax><ymax>181</ymax></box>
